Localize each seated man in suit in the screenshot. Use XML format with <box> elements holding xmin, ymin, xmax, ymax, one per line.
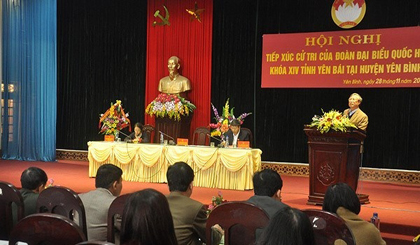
<box><xmin>225</xmin><ymin>119</ymin><xmax>250</xmax><ymax>147</ymax></box>
<box><xmin>13</xmin><ymin>167</ymin><xmax>48</xmax><ymax>223</ymax></box>
<box><xmin>247</xmin><ymin>169</ymin><xmax>289</xmax><ymax>219</ymax></box>
<box><xmin>166</xmin><ymin>161</ymin><xmax>223</xmax><ymax>245</ymax></box>
<box><xmin>79</xmin><ymin>164</ymin><xmax>123</xmax><ymax>241</ymax></box>
<box><xmin>343</xmin><ymin>93</ymin><xmax>368</xmax><ymax>131</ymax></box>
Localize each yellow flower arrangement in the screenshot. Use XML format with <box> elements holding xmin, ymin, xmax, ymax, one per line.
<box><xmin>310</xmin><ymin>109</ymin><xmax>357</xmax><ymax>133</ymax></box>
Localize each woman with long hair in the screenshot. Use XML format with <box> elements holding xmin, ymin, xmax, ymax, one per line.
<box><xmin>120</xmin><ymin>188</ymin><xmax>177</xmax><ymax>245</ymax></box>
<box><xmin>258</xmin><ymin>206</ymin><xmax>315</xmax><ymax>245</ymax></box>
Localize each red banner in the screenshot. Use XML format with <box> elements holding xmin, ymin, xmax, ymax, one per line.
<box><xmin>262</xmin><ymin>27</ymin><xmax>420</xmax><ymax>88</ymax></box>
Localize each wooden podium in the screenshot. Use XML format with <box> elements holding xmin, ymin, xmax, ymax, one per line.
<box><xmin>304</xmin><ymin>126</ymin><xmax>369</xmax><ymax>205</ymax></box>
<box><xmin>154</xmin><ymin>114</ymin><xmax>193</xmax><ymax>143</ymax></box>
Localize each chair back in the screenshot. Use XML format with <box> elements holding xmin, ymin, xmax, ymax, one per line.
<box><xmin>77</xmin><ymin>242</ymin><xmax>115</xmax><ymax>245</ymax></box>
<box><xmin>303</xmin><ymin>209</ymin><xmax>355</xmax><ymax>245</ymax></box>
<box><xmin>107</xmin><ymin>193</ymin><xmax>131</xmax><ymax>243</ymax></box>
<box><xmin>9</xmin><ymin>213</ymin><xmax>86</xmax><ymax>245</ymax></box>
<box><xmin>206</xmin><ymin>201</ymin><xmax>269</xmax><ymax>245</ymax></box>
<box><xmin>192</xmin><ymin>126</ymin><xmax>210</xmax><ymax>145</ymax></box>
<box><xmin>241</xmin><ymin>128</ymin><xmax>253</xmax><ymax>147</ymax></box>
<box><xmin>0</xmin><ymin>181</ymin><xmax>24</xmax><ymax>240</ymax></box>
<box><xmin>142</xmin><ymin>124</ymin><xmax>155</xmax><ymax>143</ymax></box>
<box><xmin>36</xmin><ymin>186</ymin><xmax>88</xmax><ymax>239</ymax></box>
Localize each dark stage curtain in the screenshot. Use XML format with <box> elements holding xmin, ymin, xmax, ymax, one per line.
<box><xmin>57</xmin><ymin>0</ymin><xmax>147</xmax><ymax>150</ymax></box>
<box><xmin>211</xmin><ymin>0</ymin><xmax>258</xmax><ymax>140</ymax></box>
<box><xmin>211</xmin><ymin>0</ymin><xmax>420</xmax><ymax>169</ymax></box>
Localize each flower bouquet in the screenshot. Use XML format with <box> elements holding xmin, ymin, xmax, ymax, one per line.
<box><xmin>209</xmin><ymin>99</ymin><xmax>252</xmax><ymax>139</ymax></box>
<box><xmin>207</xmin><ymin>191</ymin><xmax>227</xmax><ymax>215</ymax></box>
<box><xmin>45</xmin><ymin>178</ymin><xmax>54</xmax><ymax>188</ymax></box>
<box><xmin>99</xmin><ymin>100</ymin><xmax>131</xmax><ymax>138</ymax></box>
<box><xmin>310</xmin><ymin>109</ymin><xmax>357</xmax><ymax>133</ymax></box>
<box><xmin>145</xmin><ymin>93</ymin><xmax>196</xmax><ymax>121</ymax></box>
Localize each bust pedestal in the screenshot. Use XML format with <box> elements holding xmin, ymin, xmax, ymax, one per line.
<box><xmin>154</xmin><ymin>114</ymin><xmax>193</xmax><ymax>143</ymax></box>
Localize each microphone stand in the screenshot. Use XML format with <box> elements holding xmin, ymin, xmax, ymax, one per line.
<box><xmin>207</xmin><ymin>134</ymin><xmax>225</xmax><ymax>147</ymax></box>
<box><xmin>159</xmin><ymin>131</ymin><xmax>176</xmax><ymax>145</ymax></box>
<box><xmin>116</xmin><ymin>130</ymin><xmax>132</xmax><ymax>142</ymax></box>
<box><xmin>358</xmin><ymin>140</ymin><xmax>364</xmax><ymax>194</ymax></box>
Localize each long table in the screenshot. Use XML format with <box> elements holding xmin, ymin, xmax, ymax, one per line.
<box><xmin>88</xmin><ymin>141</ymin><xmax>262</xmax><ymax>190</ymax></box>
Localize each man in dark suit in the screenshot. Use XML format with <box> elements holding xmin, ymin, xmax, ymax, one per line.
<box><xmin>247</xmin><ymin>169</ymin><xmax>289</xmax><ymax>218</ymax></box>
<box><xmin>166</xmin><ymin>162</ymin><xmax>223</xmax><ymax>245</ymax></box>
<box><xmin>225</xmin><ymin>119</ymin><xmax>250</xmax><ymax>147</ymax></box>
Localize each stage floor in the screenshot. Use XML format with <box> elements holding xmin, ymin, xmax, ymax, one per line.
<box><xmin>1</xmin><ymin>159</ymin><xmax>419</xmax><ymax>244</ymax></box>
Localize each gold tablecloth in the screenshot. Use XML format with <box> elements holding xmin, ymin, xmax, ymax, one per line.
<box><xmin>87</xmin><ymin>141</ymin><xmax>262</xmax><ymax>190</ymax></box>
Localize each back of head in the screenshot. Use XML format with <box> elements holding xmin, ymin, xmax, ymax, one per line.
<box><xmin>253</xmin><ymin>169</ymin><xmax>283</xmax><ymax>197</ymax></box>
<box><xmin>258</xmin><ymin>207</ymin><xmax>315</xmax><ymax>245</ymax></box>
<box><xmin>95</xmin><ymin>164</ymin><xmax>123</xmax><ymax>189</ymax></box>
<box><xmin>121</xmin><ymin>188</ymin><xmax>177</xmax><ymax>245</ymax></box>
<box><xmin>322</xmin><ymin>182</ymin><xmax>361</xmax><ymax>214</ymax></box>
<box><xmin>20</xmin><ymin>167</ymin><xmax>48</xmax><ymax>190</ymax></box>
<box><xmin>167</xmin><ymin>161</ymin><xmax>194</xmax><ymax>192</ymax></box>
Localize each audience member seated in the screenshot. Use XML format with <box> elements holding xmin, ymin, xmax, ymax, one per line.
<box><xmin>247</xmin><ymin>169</ymin><xmax>288</xmax><ymax>218</ymax></box>
<box><xmin>124</xmin><ymin>122</ymin><xmax>150</xmax><ymax>143</ymax></box>
<box><xmin>224</xmin><ymin>119</ymin><xmax>250</xmax><ymax>147</ymax></box>
<box><xmin>79</xmin><ymin>164</ymin><xmax>123</xmax><ymax>241</ymax></box>
<box><xmin>257</xmin><ymin>207</ymin><xmax>315</xmax><ymax>245</ymax></box>
<box><xmin>18</xmin><ymin>167</ymin><xmax>48</xmax><ymax>217</ymax></box>
<box><xmin>120</xmin><ymin>188</ymin><xmax>177</xmax><ymax>245</ymax></box>
<box><xmin>166</xmin><ymin>161</ymin><xmax>223</xmax><ymax>245</ymax></box>
<box><xmin>322</xmin><ymin>182</ymin><xmax>386</xmax><ymax>245</ymax></box>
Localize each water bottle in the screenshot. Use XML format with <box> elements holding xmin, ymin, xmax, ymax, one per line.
<box><xmin>160</xmin><ymin>133</ymin><xmax>164</xmax><ymax>144</ymax></box>
<box><xmin>225</xmin><ymin>136</ymin><xmax>229</xmax><ymax>148</ymax></box>
<box><xmin>371</xmin><ymin>212</ymin><xmax>380</xmax><ymax>230</ymax></box>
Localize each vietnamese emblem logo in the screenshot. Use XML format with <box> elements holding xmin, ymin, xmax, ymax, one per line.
<box><xmin>331</xmin><ymin>0</ymin><xmax>366</xmax><ymax>29</ymax></box>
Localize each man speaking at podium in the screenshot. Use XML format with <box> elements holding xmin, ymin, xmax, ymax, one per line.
<box><xmin>343</xmin><ymin>93</ymin><xmax>368</xmax><ymax>131</ymax></box>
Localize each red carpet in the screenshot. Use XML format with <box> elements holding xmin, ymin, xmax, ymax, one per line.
<box><xmin>1</xmin><ymin>159</ymin><xmax>419</xmax><ymax>244</ymax></box>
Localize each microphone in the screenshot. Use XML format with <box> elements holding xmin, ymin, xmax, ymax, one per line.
<box><xmin>159</xmin><ymin>131</ymin><xmax>175</xmax><ymax>145</ymax></box>
<box><xmin>207</xmin><ymin>134</ymin><xmax>223</xmax><ymax>143</ymax></box>
<box><xmin>116</xmin><ymin>130</ymin><xmax>130</xmax><ymax>138</ymax></box>
<box><xmin>116</xmin><ymin>130</ymin><xmax>132</xmax><ymax>142</ymax></box>
<box><xmin>207</xmin><ymin>134</ymin><xmax>225</xmax><ymax>147</ymax></box>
